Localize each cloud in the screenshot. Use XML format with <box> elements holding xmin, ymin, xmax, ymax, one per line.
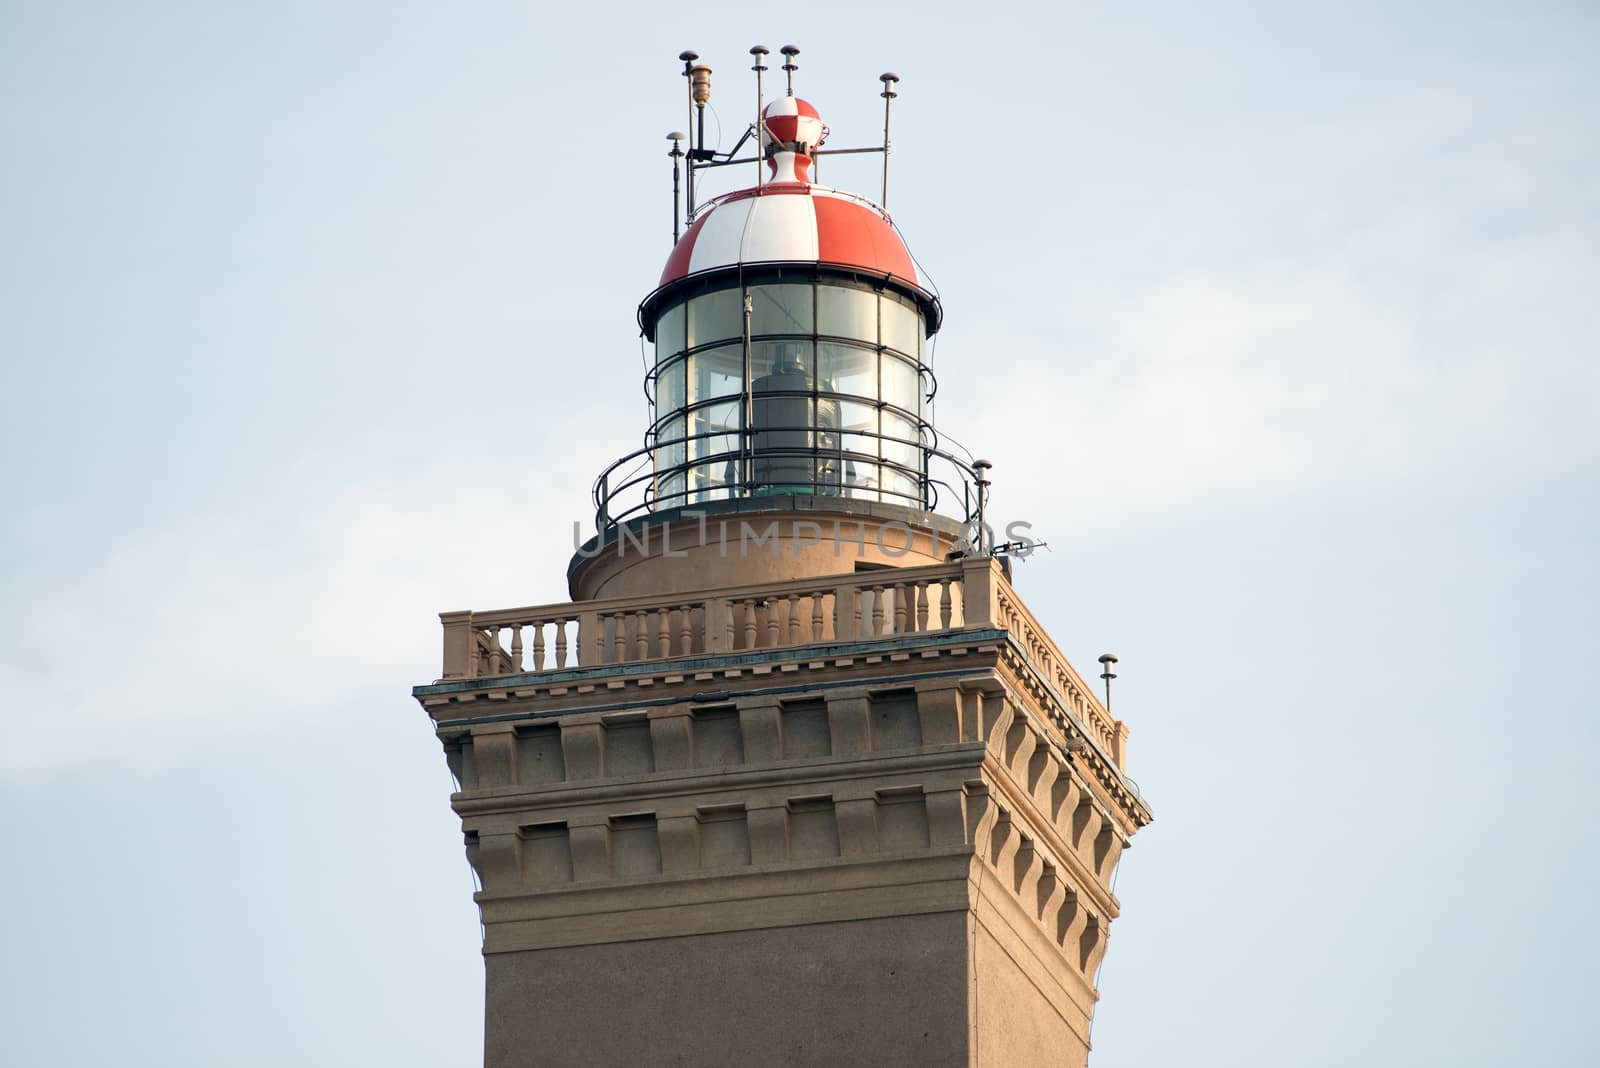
<box><xmin>0</xmin><ymin>415</ymin><xmax>620</xmax><ymax>782</ymax></box>
<box><xmin>946</xmin><ymin>194</ymin><xmax>1597</xmax><ymax>548</ymax></box>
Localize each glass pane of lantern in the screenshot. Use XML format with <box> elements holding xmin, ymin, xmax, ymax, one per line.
<box><xmin>657</xmin><ymin>415</ymin><xmax>686</xmax><ymax>471</ymax></box>
<box><xmin>689</xmin><ymin>466</ymin><xmax>736</xmax><ymax>505</ymax></box>
<box><xmin>751</xmin><ymin>339</ymin><xmax>814</xmax><ymax>384</ymax></box>
<box><xmin>817</xmin><ymin>285</ymin><xmax>878</xmax><ymax>344</ymax></box>
<box><xmin>838</xmin><ymin>461</ymin><xmax>881</xmax><ymax>502</ymax></box>
<box><xmin>687</xmin><ymin>286</ymin><xmax>744</xmax><ymax>348</ymax></box>
<box><xmin>658</xmin><ymin>471</ymin><xmax>686</xmax><ymax>506</ymax></box>
<box><xmin>881</xmin><ymin>411</ymin><xmax>921</xmax><ymax>471</ymax></box>
<box><xmin>882</xmin><ymin>354</ymin><xmax>920</xmax><ymax>415</ymax></box>
<box><xmin>655</xmin><ymin>302</ymin><xmax>686</xmax><ymax>362</ymax></box>
<box><xmin>881</xmin><ymin>295</ymin><xmax>921</xmax><ymax>358</ymax></box>
<box><xmin>880</xmin><ymin>469</ymin><xmax>921</xmax><ymax>506</ymax></box>
<box><xmin>818</xmin><ymin>342</ymin><xmax>877</xmax><ymax>401</ymax></box>
<box><xmin>749</xmin><ymin>284</ymin><xmax>814</xmax><ymax>335</ymax></box>
<box><xmin>689</xmin><ymin>401</ymin><xmax>741</xmax><ymax>463</ymax></box>
<box><xmin>656</xmin><ymin>357</ymin><xmax>685</xmax><ymax>415</ymax></box>
<box><xmin>832</xmin><ymin>399</ymin><xmax>878</xmax><ymax>461</ymax></box>
<box><xmin>689</xmin><ymin>344</ymin><xmax>744</xmax><ymax>401</ymax></box>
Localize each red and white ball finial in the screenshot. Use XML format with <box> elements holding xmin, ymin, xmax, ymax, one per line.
<box><xmin>761</xmin><ymin>97</ymin><xmax>826</xmax><ymax>184</ymax></box>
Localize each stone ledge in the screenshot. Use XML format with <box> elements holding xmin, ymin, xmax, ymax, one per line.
<box><xmin>452</xmin><ymin>744</ymin><xmax>987</xmax><ymax>817</ymax></box>
<box><xmin>479</xmin><ymin>849</ymin><xmax>976</xmax><ymax>953</ymax></box>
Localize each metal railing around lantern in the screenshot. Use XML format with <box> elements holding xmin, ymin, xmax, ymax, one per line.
<box><xmin>590</xmin><ymin>419</ymin><xmax>984</xmax><ymax>537</ymax></box>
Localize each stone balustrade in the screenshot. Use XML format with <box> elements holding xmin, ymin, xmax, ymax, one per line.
<box><xmin>441</xmin><ymin>561</ymin><xmax>971</xmax><ymax>682</ymax></box>
<box><xmin>991</xmin><ymin>580</ymin><xmax>1130</xmax><ymax>769</ymax></box>
<box><xmin>437</xmin><ymin>556</ymin><xmax>1128</xmax><ymax>770</ymax></box>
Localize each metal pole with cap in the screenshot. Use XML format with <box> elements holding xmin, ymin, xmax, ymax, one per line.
<box><xmin>781</xmin><ymin>44</ymin><xmax>799</xmax><ymax>98</ymax></box>
<box><xmin>972</xmin><ymin>458</ymin><xmax>992</xmax><ymax>554</ymax></box>
<box><xmin>679</xmin><ymin>51</ymin><xmax>699</xmax><ymax>217</ymax></box>
<box><xmin>751</xmin><ymin>46</ymin><xmax>770</xmax><ymax>193</ymax></box>
<box><xmin>667</xmin><ymin>132</ymin><xmax>685</xmax><ymax>242</ymax></box>
<box><xmin>879</xmin><ymin>72</ymin><xmax>899</xmax><ymax>208</ymax></box>
<box><xmin>1098</xmin><ymin>654</ymin><xmax>1119</xmax><ymax>714</ymax></box>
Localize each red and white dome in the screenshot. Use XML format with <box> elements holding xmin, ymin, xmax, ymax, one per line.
<box><xmin>657</xmin><ymin>97</ymin><xmax>928</xmax><ymax>295</ymax></box>
<box><xmin>659</xmin><ymin>185</ymin><xmax>926</xmax><ymax>291</ymax></box>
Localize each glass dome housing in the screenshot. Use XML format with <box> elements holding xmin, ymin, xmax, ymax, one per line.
<box><xmin>648</xmin><ymin>273</ymin><xmax>931</xmax><ymax>511</ymax></box>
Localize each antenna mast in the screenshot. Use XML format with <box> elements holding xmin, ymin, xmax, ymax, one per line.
<box><xmin>879</xmin><ymin>72</ymin><xmax>899</xmax><ymax>208</ymax></box>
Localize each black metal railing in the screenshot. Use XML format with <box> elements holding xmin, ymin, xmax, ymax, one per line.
<box><xmin>591</xmin><ymin>421</ymin><xmax>980</xmax><ymax>534</ymax></box>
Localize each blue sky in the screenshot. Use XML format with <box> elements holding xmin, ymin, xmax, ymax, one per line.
<box><xmin>3</xmin><ymin>2</ymin><xmax>1596</xmax><ymax>1065</ymax></box>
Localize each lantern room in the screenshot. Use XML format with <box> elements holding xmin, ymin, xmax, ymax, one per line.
<box><xmin>633</xmin><ymin>88</ymin><xmax>945</xmax><ymax>518</ymax></box>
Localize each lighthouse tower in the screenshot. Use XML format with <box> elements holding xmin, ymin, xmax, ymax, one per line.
<box><xmin>414</xmin><ymin>48</ymin><xmax>1150</xmax><ymax>1067</ymax></box>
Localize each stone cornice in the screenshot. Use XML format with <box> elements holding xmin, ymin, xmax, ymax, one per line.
<box><xmin>452</xmin><ymin>745</ymin><xmax>987</xmax><ymax>820</ymax></box>
<box><xmin>417</xmin><ymin>630</ymin><xmax>1007</xmax><ymax>719</ymax></box>
<box><xmin>977</xmin><ymin>752</ymin><xmax>1120</xmax><ymax>919</ymax></box>
<box><xmin>994</xmin><ymin>642</ymin><xmax>1153</xmax><ymax>827</ymax></box>
<box><xmin>416</xmin><ymin>628</ymin><xmax>1152</xmax><ymax>828</ymax></box>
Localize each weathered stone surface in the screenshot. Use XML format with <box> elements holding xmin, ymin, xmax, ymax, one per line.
<box><xmin>417</xmin><ymin>558</ymin><xmax>1150</xmax><ymax>1066</ymax></box>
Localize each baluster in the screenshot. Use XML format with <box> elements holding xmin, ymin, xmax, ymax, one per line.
<box><xmin>786</xmin><ymin>593</ymin><xmax>801</xmax><ymax>645</ymax></box>
<box><xmin>893</xmin><ymin>584</ymin><xmax>909</xmax><ymax>633</ymax></box>
<box><xmin>657</xmin><ymin>607</ymin><xmax>671</xmax><ymax>657</ymax></box>
<box><xmin>468</xmin><ymin>630</ymin><xmax>482</xmax><ymax>679</ymax></box>
<box><xmin>915</xmin><ymin>581</ymin><xmax>930</xmax><ymax>631</ymax></box>
<box><xmin>722</xmin><ymin>600</ymin><xmax>735</xmax><ymax>651</ymax></box>
<box><xmin>612</xmin><ymin>613</ymin><xmax>626</xmax><ymax>663</ymax></box>
<box><xmin>554</xmin><ymin>619</ymin><xmax>568</xmax><ymax>669</ymax></box>
<box><xmin>872</xmin><ymin>587</ymin><xmax>887</xmax><ymax>635</ymax></box>
<box><xmin>743</xmin><ymin>601</ymin><xmax>758</xmax><ymax>649</ymax></box>
<box><xmin>852</xmin><ymin>585</ymin><xmax>864</xmax><ymax>639</ymax></box>
<box><xmin>766</xmin><ymin>600</ymin><xmax>780</xmax><ymax>647</ymax></box>
<box><xmin>634</xmin><ymin>610</ymin><xmax>649</xmax><ymax>660</ymax></box>
<box><xmin>940</xmin><ymin>578</ymin><xmax>955</xmax><ymax>628</ymax></box>
<box><xmin>811</xmin><ymin>593</ymin><xmax>825</xmax><ymax>642</ymax></box>
<box><xmin>531</xmin><ymin>621</ymin><xmax>545</xmax><ymax>672</ymax></box>
<box><xmin>679</xmin><ymin>605</ymin><xmax>694</xmax><ymax>655</ymax></box>
<box><xmin>509</xmin><ymin>625</ymin><xmax>524</xmax><ymax>673</ymax></box>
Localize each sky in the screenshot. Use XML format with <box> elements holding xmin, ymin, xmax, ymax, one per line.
<box><xmin>2</xmin><ymin>1</ymin><xmax>1596</xmax><ymax>1064</ymax></box>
